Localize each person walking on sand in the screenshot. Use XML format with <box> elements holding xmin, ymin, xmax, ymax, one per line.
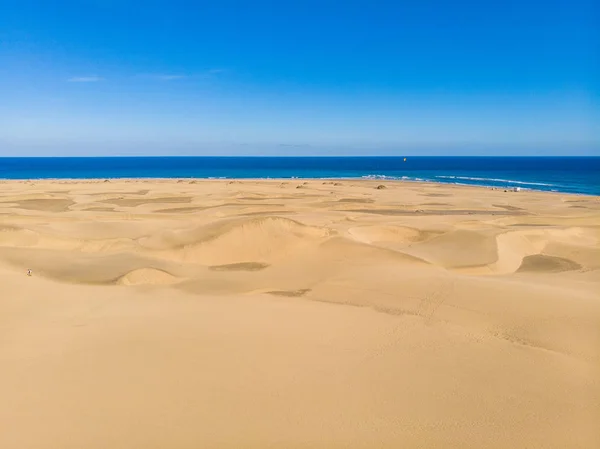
<box><xmin>27</xmin><ymin>269</ymin><xmax>32</xmax><ymax>276</ymax></box>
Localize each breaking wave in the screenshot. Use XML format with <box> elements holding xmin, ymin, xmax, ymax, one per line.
<box><xmin>435</xmin><ymin>176</ymin><xmax>558</xmax><ymax>187</ymax></box>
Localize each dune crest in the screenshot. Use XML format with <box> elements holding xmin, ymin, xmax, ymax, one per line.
<box><xmin>117</xmin><ymin>268</ymin><xmax>180</xmax><ymax>286</ymax></box>
<box><xmin>147</xmin><ymin>216</ymin><xmax>332</xmax><ymax>265</ymax></box>
<box><xmin>347</xmin><ymin>225</ymin><xmax>434</xmax><ymax>244</ymax></box>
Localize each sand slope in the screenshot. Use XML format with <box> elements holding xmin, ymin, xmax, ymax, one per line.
<box><xmin>1</xmin><ymin>179</ymin><xmax>599</xmax><ymax>448</ymax></box>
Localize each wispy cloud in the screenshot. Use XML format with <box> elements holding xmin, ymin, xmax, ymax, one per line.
<box><xmin>158</xmin><ymin>74</ymin><xmax>187</xmax><ymax>80</ymax></box>
<box><xmin>134</xmin><ymin>69</ymin><xmax>227</xmax><ymax>81</ymax></box>
<box><xmin>206</xmin><ymin>68</ymin><xmax>227</xmax><ymax>75</ymax></box>
<box><xmin>135</xmin><ymin>74</ymin><xmax>187</xmax><ymax>81</ymax></box>
<box><xmin>67</xmin><ymin>76</ymin><xmax>104</xmax><ymax>82</ymax></box>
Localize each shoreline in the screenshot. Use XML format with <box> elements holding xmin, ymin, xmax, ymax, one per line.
<box><xmin>1</xmin><ymin>176</ymin><xmax>598</xmax><ymax>198</ymax></box>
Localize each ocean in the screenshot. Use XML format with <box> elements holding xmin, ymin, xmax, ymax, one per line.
<box><xmin>0</xmin><ymin>157</ymin><xmax>599</xmax><ymax>196</ymax></box>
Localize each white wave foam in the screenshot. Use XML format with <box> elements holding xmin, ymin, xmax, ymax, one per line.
<box><xmin>435</xmin><ymin>175</ymin><xmax>556</xmax><ymax>187</ymax></box>
<box><xmin>361</xmin><ymin>174</ymin><xmax>400</xmax><ymax>180</ymax></box>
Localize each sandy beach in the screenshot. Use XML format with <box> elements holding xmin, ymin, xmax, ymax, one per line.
<box><xmin>1</xmin><ymin>178</ymin><xmax>599</xmax><ymax>448</ymax></box>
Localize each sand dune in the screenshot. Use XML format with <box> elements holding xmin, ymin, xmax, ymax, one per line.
<box><xmin>117</xmin><ymin>267</ymin><xmax>180</xmax><ymax>286</ymax></box>
<box><xmin>347</xmin><ymin>224</ymin><xmax>436</xmax><ymax>244</ymax></box>
<box><xmin>1</xmin><ymin>179</ymin><xmax>599</xmax><ymax>449</ymax></box>
<box><xmin>138</xmin><ymin>216</ymin><xmax>331</xmax><ymax>265</ymax></box>
<box><xmin>401</xmin><ymin>229</ymin><xmax>500</xmax><ymax>268</ymax></box>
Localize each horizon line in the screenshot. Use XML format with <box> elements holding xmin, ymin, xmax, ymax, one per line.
<box><xmin>1</xmin><ymin>155</ymin><xmax>599</xmax><ymax>159</ymax></box>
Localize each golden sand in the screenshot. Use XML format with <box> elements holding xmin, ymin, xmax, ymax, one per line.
<box><xmin>1</xmin><ymin>179</ymin><xmax>599</xmax><ymax>448</ymax></box>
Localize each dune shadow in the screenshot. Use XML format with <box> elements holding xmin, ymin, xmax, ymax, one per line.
<box><xmin>493</xmin><ymin>204</ymin><xmax>525</xmax><ymax>211</ymax></box>
<box><xmin>84</xmin><ymin>207</ymin><xmax>116</xmax><ymax>212</ymax></box>
<box><xmin>209</xmin><ymin>262</ymin><xmax>270</xmax><ymax>271</ymax></box>
<box><xmin>102</xmin><ymin>196</ymin><xmax>192</xmax><ymax>207</ymax></box>
<box><xmin>517</xmin><ymin>255</ymin><xmax>582</xmax><ymax>273</ymax></box>
<box><xmin>0</xmin><ymin>198</ymin><xmax>75</xmax><ymax>212</ymax></box>
<box><xmin>267</xmin><ymin>288</ymin><xmax>312</xmax><ymax>297</ymax></box>
<box><xmin>337</xmin><ymin>198</ymin><xmax>375</xmax><ymax>204</ymax></box>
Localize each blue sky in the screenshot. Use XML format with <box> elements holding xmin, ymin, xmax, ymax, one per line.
<box><xmin>0</xmin><ymin>0</ymin><xmax>598</xmax><ymax>156</ymax></box>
